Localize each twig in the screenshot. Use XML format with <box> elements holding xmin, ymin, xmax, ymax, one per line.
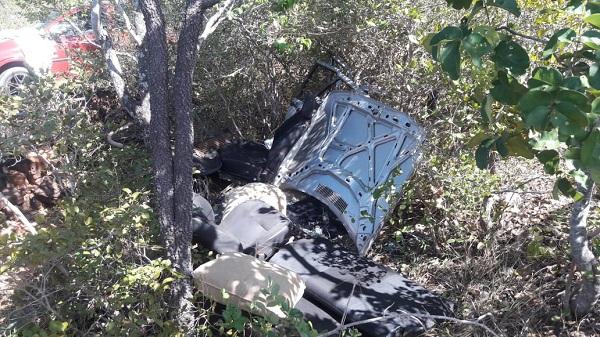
<box><xmin>588</xmin><ymin>227</ymin><xmax>600</xmax><ymax>239</ymax></box>
<box><xmin>0</xmin><ymin>191</ymin><xmax>37</xmax><ymax>235</ymax></box>
<box><xmin>339</xmin><ymin>281</ymin><xmax>357</xmax><ymax>330</ymax></box>
<box><xmin>197</xmin><ymin>0</ymin><xmax>237</xmax><ymax>49</ymax></box>
<box><xmin>496</xmin><ymin>26</ymin><xmax>548</xmax><ymax>44</ymax></box>
<box><xmin>63</xmin><ymin>17</ymin><xmax>102</xmax><ymax>48</ymax></box>
<box><xmin>563</xmin><ymin>262</ymin><xmax>575</xmax><ymax>316</ymax></box>
<box><xmin>113</xmin><ymin>0</ymin><xmax>143</xmax><ymax>45</ymax></box>
<box><xmin>317</xmin><ymin>311</ymin><xmax>502</xmax><ymax>337</ymax></box>
<box><xmin>106</xmin><ymin>121</ymin><xmax>133</xmax><ymax>148</ymax></box>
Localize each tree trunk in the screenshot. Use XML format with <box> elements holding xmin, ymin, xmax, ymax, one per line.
<box><xmin>168</xmin><ymin>0</ymin><xmax>208</xmax><ymax>331</ymax></box>
<box><xmin>569</xmin><ymin>177</ymin><xmax>599</xmax><ymax>317</ymax></box>
<box><xmin>139</xmin><ymin>0</ymin><xmax>194</xmax><ymax>329</ymax></box>
<box><xmin>99</xmin><ymin>0</ymin><xmax>233</xmax><ymax>333</ymax></box>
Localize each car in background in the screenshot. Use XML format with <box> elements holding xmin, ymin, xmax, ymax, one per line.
<box><xmin>0</xmin><ymin>6</ymin><xmax>98</xmax><ymax>95</ymax></box>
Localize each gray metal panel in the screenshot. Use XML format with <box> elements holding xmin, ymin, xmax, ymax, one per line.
<box><xmin>274</xmin><ymin>91</ymin><xmax>424</xmax><ymax>255</ymax></box>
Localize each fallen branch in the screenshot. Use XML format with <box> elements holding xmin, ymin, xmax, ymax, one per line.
<box><xmin>106</xmin><ymin>122</ymin><xmax>133</xmax><ymax>148</ymax></box>
<box><xmin>317</xmin><ymin>311</ymin><xmax>502</xmax><ymax>337</ymax></box>
<box><xmin>0</xmin><ymin>191</ymin><xmax>37</xmax><ymax>235</ymax></box>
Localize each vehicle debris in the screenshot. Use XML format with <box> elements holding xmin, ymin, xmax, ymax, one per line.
<box><xmin>191</xmin><ymin>59</ymin><xmax>453</xmax><ymax>336</ymax></box>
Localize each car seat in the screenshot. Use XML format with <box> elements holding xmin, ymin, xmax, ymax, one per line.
<box><xmin>192</xmin><ymin>195</ymin><xmax>289</xmax><ymax>260</ymax></box>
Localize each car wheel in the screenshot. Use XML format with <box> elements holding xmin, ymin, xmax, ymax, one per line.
<box><xmin>0</xmin><ymin>67</ymin><xmax>30</xmax><ymax>96</ymax></box>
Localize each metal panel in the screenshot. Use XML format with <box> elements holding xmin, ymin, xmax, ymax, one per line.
<box><xmin>274</xmin><ymin>91</ymin><xmax>424</xmax><ymax>255</ymax></box>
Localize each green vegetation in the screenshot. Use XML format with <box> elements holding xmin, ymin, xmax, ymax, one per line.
<box><xmin>1</xmin><ymin>0</ymin><xmax>599</xmax><ymax>336</ymax></box>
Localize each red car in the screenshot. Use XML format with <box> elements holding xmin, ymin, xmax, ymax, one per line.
<box><xmin>0</xmin><ymin>7</ymin><xmax>98</xmax><ymax>95</ymax></box>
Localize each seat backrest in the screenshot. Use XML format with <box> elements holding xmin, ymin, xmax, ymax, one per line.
<box><xmin>274</xmin><ymin>91</ymin><xmax>424</xmax><ymax>255</ymax></box>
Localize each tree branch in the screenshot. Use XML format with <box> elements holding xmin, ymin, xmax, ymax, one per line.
<box><xmin>202</xmin><ymin>0</ymin><xmax>222</xmax><ymax>9</ymax></box>
<box><xmin>495</xmin><ymin>26</ymin><xmax>548</xmax><ymax>44</ymax></box>
<box><xmin>317</xmin><ymin>311</ymin><xmax>502</xmax><ymax>337</ymax></box>
<box><xmin>114</xmin><ymin>0</ymin><xmax>143</xmax><ymax>45</ymax></box>
<box><xmin>91</xmin><ymin>0</ymin><xmax>133</xmax><ymax>117</ymax></box>
<box><xmin>197</xmin><ymin>0</ymin><xmax>237</xmax><ymax>48</ymax></box>
<box><xmin>569</xmin><ymin>177</ymin><xmax>599</xmax><ymax>317</ymax></box>
<box><xmin>0</xmin><ymin>192</ymin><xmax>37</xmax><ymax>235</ymax></box>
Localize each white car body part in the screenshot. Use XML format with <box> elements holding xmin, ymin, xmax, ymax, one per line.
<box><xmin>274</xmin><ymin>91</ymin><xmax>424</xmax><ymax>255</ymax></box>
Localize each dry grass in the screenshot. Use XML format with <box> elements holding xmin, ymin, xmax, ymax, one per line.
<box><xmin>371</xmin><ymin>158</ymin><xmax>600</xmax><ymax>337</ymax></box>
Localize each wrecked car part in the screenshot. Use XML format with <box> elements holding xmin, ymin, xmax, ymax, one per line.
<box><xmin>193</xmin><ymin>199</ymin><xmax>290</xmax><ymax>259</ymax></box>
<box><xmin>286</xmin><ymin>195</ymin><xmax>349</xmax><ymax>241</ymax></box>
<box><xmin>192</xmin><ymin>252</ymin><xmax>306</xmax><ymax>318</ymax></box>
<box><xmin>192</xmin><ymin>147</ymin><xmax>222</xmax><ymax>175</ymax></box>
<box><xmin>295</xmin><ymin>297</ymin><xmax>340</xmax><ymax>333</ymax></box>
<box><xmin>263</xmin><ymin>96</ymin><xmax>317</xmax><ymax>181</ymax></box>
<box><xmin>270</xmin><ymin>238</ymin><xmax>454</xmax><ymax>337</ymax></box>
<box><xmin>274</xmin><ymin>91</ymin><xmax>424</xmax><ymax>255</ymax></box>
<box><xmin>218</xmin><ymin>182</ymin><xmax>287</xmax><ymax>220</ymax></box>
<box><xmin>192</xmin><ymin>192</ymin><xmax>215</xmax><ymax>223</ymax></box>
<box><xmin>218</xmin><ymin>140</ymin><xmax>269</xmax><ymax>182</ymax></box>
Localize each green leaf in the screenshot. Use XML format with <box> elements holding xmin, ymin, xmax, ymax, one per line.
<box><xmin>495</xmin><ymin>137</ymin><xmax>509</xmax><ymax>157</ymax></box>
<box><xmin>445</xmin><ymin>0</ymin><xmax>472</xmax><ymax>10</ymax></box>
<box><xmin>480</xmin><ymin>94</ymin><xmax>493</xmax><ymax>124</ymax></box>
<box><xmin>590</xmin><ymin>166</ymin><xmax>600</xmax><ymax>184</ymax></box>
<box><xmin>518</xmin><ymin>89</ymin><xmax>553</xmax><ymax>112</ymax></box>
<box><xmin>537</xmin><ymin>150</ymin><xmax>560</xmax><ymax>174</ymax></box>
<box><xmin>554</xmin><ymin>101</ymin><xmax>590</xmax><ymax>127</ymax></box>
<box><xmin>585</xmin><ymin>13</ymin><xmax>600</xmax><ymax>28</ymax></box>
<box><xmin>543</xmin><ymin>28</ymin><xmax>576</xmax><ymax>59</ymax></box>
<box><xmin>430</xmin><ymin>26</ymin><xmax>464</xmax><ymax>45</ymax></box>
<box><xmin>581</xmin><ymin>30</ymin><xmax>600</xmax><ymax>50</ymax></box>
<box><xmin>49</xmin><ymin>321</ymin><xmax>69</xmax><ymax>333</ymax></box>
<box><xmin>589</xmin><ymin>1</ymin><xmax>600</xmax><ymax>14</ymax></box>
<box><xmin>567</xmin><ymin>0</ymin><xmax>585</xmax><ymax>13</ymax></box>
<box><xmin>527</xmin><ymin>67</ymin><xmax>563</xmax><ymax>88</ymax></box>
<box><xmin>571</xmin><ymin>169</ymin><xmax>589</xmax><ymax>186</ymax></box>
<box><xmin>551</xmin><ymin>104</ymin><xmax>588</xmax><ymax>139</ymax></box>
<box><xmin>486</xmin><ymin>0</ymin><xmax>521</xmax><ymax>16</ymax></box>
<box><xmin>438</xmin><ymin>40</ymin><xmax>462</xmax><ymax>80</ymax></box>
<box><xmin>506</xmin><ymin>134</ymin><xmax>535</xmax><ymax>158</ymax></box>
<box><xmin>518</xmin><ymin>89</ymin><xmax>553</xmax><ymax>129</ymax></box>
<box><xmin>562</xmin><ymin>76</ymin><xmax>590</xmax><ymax>91</ymax></box>
<box><xmin>273</xmin><ymin>37</ymin><xmax>290</xmax><ymax>52</ymax></box>
<box><xmin>276</xmin><ymin>0</ymin><xmax>297</xmax><ymax>10</ymax></box>
<box><xmin>490</xmin><ymin>71</ymin><xmax>527</xmax><ymax>105</ymax></box>
<box><xmin>463</xmin><ymin>32</ymin><xmax>492</xmax><ymax>66</ymax></box>
<box><xmin>467</xmin><ymin>131</ymin><xmax>493</xmax><ymax>148</ymax></box>
<box><xmin>473</xmin><ymin>25</ymin><xmax>501</xmax><ymax>47</ymax></box>
<box><xmin>532</xmin><ymin>129</ymin><xmax>561</xmax><ymax>151</ymax></box>
<box><xmin>591</xmin><ymin>97</ymin><xmax>600</xmax><ymax>113</ymax></box>
<box><xmin>421</xmin><ymin>33</ymin><xmax>436</xmax><ymax>53</ymax></box>
<box><xmin>475</xmin><ymin>138</ymin><xmax>494</xmax><ymax>169</ymax></box>
<box><xmin>589</xmin><ymin>63</ymin><xmax>600</xmax><ymax>89</ymax></box>
<box><xmin>524</xmin><ymin>105</ymin><xmax>551</xmax><ymax>129</ymax></box>
<box><xmin>492</xmin><ymin>40</ymin><xmax>530</xmax><ymax>75</ymax></box>
<box><xmin>556</xmin><ymin>88</ymin><xmax>590</xmax><ymax>111</ymax></box>
<box><xmin>581</xmin><ymin>127</ymin><xmax>600</xmax><ymax>167</ymax></box>
<box><xmin>554</xmin><ymin>177</ymin><xmax>584</xmax><ymax>201</ymax></box>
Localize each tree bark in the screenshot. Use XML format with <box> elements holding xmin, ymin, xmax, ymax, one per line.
<box><xmin>569</xmin><ymin>177</ymin><xmax>599</xmax><ymax>317</ymax></box>
<box><xmin>98</xmin><ymin>0</ymin><xmax>234</xmax><ymax>333</ymax></box>
<box><xmin>168</xmin><ymin>0</ymin><xmax>208</xmax><ymax>330</ymax></box>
